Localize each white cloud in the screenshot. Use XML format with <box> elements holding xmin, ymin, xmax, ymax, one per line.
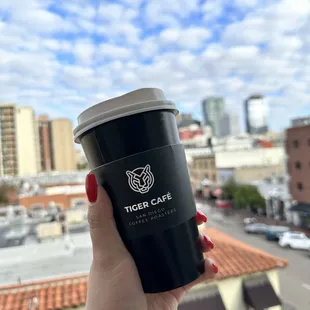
<box><xmin>73</xmin><ymin>40</ymin><xmax>95</xmax><ymax>65</ymax></box>
<box><xmin>99</xmin><ymin>43</ymin><xmax>133</xmax><ymax>59</ymax></box>
<box><xmin>160</xmin><ymin>27</ymin><xmax>211</xmax><ymax>49</ymax></box>
<box><xmin>0</xmin><ymin>0</ymin><xmax>309</xmax><ymax>132</ymax></box>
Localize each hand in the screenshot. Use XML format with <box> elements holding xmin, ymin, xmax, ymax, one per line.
<box><xmin>85</xmin><ymin>173</ymin><xmax>218</xmax><ymax>310</ymax></box>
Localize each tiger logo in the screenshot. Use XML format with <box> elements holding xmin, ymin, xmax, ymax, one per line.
<box><xmin>126</xmin><ymin>164</ymin><xmax>154</xmax><ymax>194</ymax></box>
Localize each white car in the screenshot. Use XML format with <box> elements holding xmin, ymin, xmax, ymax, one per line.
<box><xmin>279</xmin><ymin>232</ymin><xmax>310</xmax><ymax>250</ymax></box>
<box><xmin>243</xmin><ymin>217</ymin><xmax>257</xmax><ymax>225</ymax></box>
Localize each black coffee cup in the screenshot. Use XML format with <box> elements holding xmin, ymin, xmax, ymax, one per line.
<box><xmin>74</xmin><ymin>88</ymin><xmax>204</xmax><ymax>293</ymax></box>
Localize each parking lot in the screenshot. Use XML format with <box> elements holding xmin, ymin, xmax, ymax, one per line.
<box><xmin>197</xmin><ymin>201</ymin><xmax>310</xmax><ymax>310</ymax></box>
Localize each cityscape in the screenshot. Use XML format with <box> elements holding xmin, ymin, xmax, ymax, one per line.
<box><xmin>0</xmin><ymin>0</ymin><xmax>310</xmax><ymax>309</ymax></box>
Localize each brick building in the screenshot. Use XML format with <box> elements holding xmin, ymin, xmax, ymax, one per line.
<box><xmin>286</xmin><ymin>123</ymin><xmax>310</xmax><ymax>227</ymax></box>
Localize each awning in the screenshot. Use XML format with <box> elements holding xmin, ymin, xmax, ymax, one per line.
<box><xmin>290</xmin><ymin>203</ymin><xmax>310</xmax><ymax>214</ymax></box>
<box><xmin>243</xmin><ymin>275</ymin><xmax>281</xmax><ymax>310</ymax></box>
<box><xmin>178</xmin><ymin>286</ymin><xmax>226</xmax><ymax>310</ymax></box>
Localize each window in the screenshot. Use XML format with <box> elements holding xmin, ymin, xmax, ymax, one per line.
<box><xmin>293</xmin><ymin>140</ymin><xmax>299</xmax><ymax>148</ymax></box>
<box><xmin>205</xmin><ymin>173</ymin><xmax>209</xmax><ymax>179</ymax></box>
<box><xmin>212</xmin><ymin>174</ymin><xmax>217</xmax><ymax>181</ymax></box>
<box><xmin>297</xmin><ymin>182</ymin><xmax>303</xmax><ymax>191</ymax></box>
<box><xmin>295</xmin><ymin>161</ymin><xmax>301</xmax><ymax>170</ymax></box>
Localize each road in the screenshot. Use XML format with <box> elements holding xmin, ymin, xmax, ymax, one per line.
<box><xmin>197</xmin><ymin>201</ymin><xmax>310</xmax><ymax>310</ymax></box>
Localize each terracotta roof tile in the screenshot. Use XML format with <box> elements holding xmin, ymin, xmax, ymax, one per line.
<box><xmin>0</xmin><ymin>228</ymin><xmax>287</xmax><ymax>310</ymax></box>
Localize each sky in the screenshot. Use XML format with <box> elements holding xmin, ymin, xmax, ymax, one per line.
<box><xmin>0</xmin><ymin>0</ymin><xmax>310</xmax><ymax>133</ymax></box>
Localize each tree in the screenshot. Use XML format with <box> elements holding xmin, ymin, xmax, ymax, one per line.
<box><xmin>233</xmin><ymin>185</ymin><xmax>265</xmax><ymax>210</ymax></box>
<box><xmin>222</xmin><ymin>178</ymin><xmax>238</xmax><ymax>200</ymax></box>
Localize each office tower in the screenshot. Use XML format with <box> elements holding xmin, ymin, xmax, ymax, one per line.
<box><xmin>49</xmin><ymin>118</ymin><xmax>76</xmax><ymax>172</ymax></box>
<box><xmin>244</xmin><ymin>95</ymin><xmax>268</xmax><ymax>134</ymax></box>
<box><xmin>201</xmin><ymin>97</ymin><xmax>225</xmax><ymax>137</ymax></box>
<box><xmin>38</xmin><ymin>115</ymin><xmax>52</xmax><ymax>171</ymax></box>
<box><xmin>0</xmin><ymin>104</ymin><xmax>40</xmax><ymax>176</ymax></box>
<box><xmin>220</xmin><ymin>112</ymin><xmax>241</xmax><ymax>137</ymax></box>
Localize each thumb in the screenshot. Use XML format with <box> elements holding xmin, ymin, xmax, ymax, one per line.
<box><xmin>86</xmin><ymin>173</ymin><xmax>128</xmax><ymax>267</ymax></box>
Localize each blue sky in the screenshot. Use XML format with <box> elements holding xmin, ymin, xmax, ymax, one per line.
<box><xmin>0</xmin><ymin>0</ymin><xmax>309</xmax><ymax>132</ymax></box>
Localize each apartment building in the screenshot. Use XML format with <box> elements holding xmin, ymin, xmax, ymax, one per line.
<box><xmin>38</xmin><ymin>116</ymin><xmax>76</xmax><ymax>172</ymax></box>
<box><xmin>286</xmin><ymin>122</ymin><xmax>310</xmax><ymax>227</ymax></box>
<box><xmin>0</xmin><ymin>104</ymin><xmax>40</xmax><ymax>176</ymax></box>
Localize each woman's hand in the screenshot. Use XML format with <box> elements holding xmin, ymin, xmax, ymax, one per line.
<box><xmin>85</xmin><ymin>173</ymin><xmax>218</xmax><ymax>310</ymax></box>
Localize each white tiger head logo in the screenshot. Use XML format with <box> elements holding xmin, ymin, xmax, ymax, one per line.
<box><xmin>126</xmin><ymin>164</ymin><xmax>154</xmax><ymax>194</ymax></box>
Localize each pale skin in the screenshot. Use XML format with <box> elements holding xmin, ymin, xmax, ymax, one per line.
<box><xmin>86</xmin><ymin>185</ymin><xmax>217</xmax><ymax>310</ymax></box>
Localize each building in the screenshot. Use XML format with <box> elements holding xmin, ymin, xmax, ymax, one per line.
<box><xmin>0</xmin><ymin>104</ymin><xmax>40</xmax><ymax>176</ymax></box>
<box><xmin>0</xmin><ymin>228</ymin><xmax>287</xmax><ymax>310</ymax></box>
<box><xmin>219</xmin><ymin>112</ymin><xmax>240</xmax><ymax>137</ymax></box>
<box><xmin>202</xmin><ymin>97</ymin><xmax>225</xmax><ymax>137</ymax></box>
<box><xmin>176</xmin><ymin>113</ymin><xmax>193</xmax><ymax>125</ymax></box>
<box><xmin>188</xmin><ymin>153</ymin><xmax>217</xmax><ymax>191</ymax></box>
<box><xmin>38</xmin><ymin>116</ymin><xmax>76</xmax><ymax>172</ymax></box>
<box><xmin>19</xmin><ymin>185</ymin><xmax>87</xmax><ymax>210</ymax></box>
<box><xmin>244</xmin><ymin>94</ymin><xmax>268</xmax><ymax>134</ymax></box>
<box><xmin>286</xmin><ymin>123</ymin><xmax>310</xmax><ymax>228</ymax></box>
<box><xmin>291</xmin><ymin>116</ymin><xmax>310</xmax><ymax>127</ymax></box>
<box><xmin>38</xmin><ymin>115</ymin><xmax>52</xmax><ymax>171</ymax></box>
<box><xmin>50</xmin><ymin>119</ymin><xmax>76</xmax><ymax>172</ymax></box>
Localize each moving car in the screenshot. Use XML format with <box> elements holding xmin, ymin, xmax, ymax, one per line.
<box><xmin>265</xmin><ymin>226</ymin><xmax>290</xmax><ymax>241</ymax></box>
<box><xmin>279</xmin><ymin>231</ymin><xmax>310</xmax><ymax>250</ymax></box>
<box><xmin>244</xmin><ymin>223</ymin><xmax>268</xmax><ymax>234</ymax></box>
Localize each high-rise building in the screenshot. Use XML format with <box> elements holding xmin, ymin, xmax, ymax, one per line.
<box><xmin>201</xmin><ymin>97</ymin><xmax>225</xmax><ymax>137</ymax></box>
<box><xmin>38</xmin><ymin>115</ymin><xmax>52</xmax><ymax>171</ymax></box>
<box><xmin>244</xmin><ymin>95</ymin><xmax>268</xmax><ymax>134</ymax></box>
<box><xmin>0</xmin><ymin>104</ymin><xmax>40</xmax><ymax>176</ymax></box>
<box><xmin>38</xmin><ymin>116</ymin><xmax>76</xmax><ymax>172</ymax></box>
<box><xmin>49</xmin><ymin>118</ymin><xmax>76</xmax><ymax>172</ymax></box>
<box><xmin>219</xmin><ymin>112</ymin><xmax>240</xmax><ymax>137</ymax></box>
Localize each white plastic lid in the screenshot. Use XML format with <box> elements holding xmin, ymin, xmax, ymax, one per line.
<box><xmin>74</xmin><ymin>88</ymin><xmax>178</xmax><ymax>143</ymax></box>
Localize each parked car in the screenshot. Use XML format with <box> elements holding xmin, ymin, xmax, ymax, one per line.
<box><xmin>244</xmin><ymin>223</ymin><xmax>268</xmax><ymax>234</ymax></box>
<box><xmin>243</xmin><ymin>217</ymin><xmax>257</xmax><ymax>225</ymax></box>
<box><xmin>29</xmin><ymin>205</ymin><xmax>48</xmax><ymax>219</ymax></box>
<box><xmin>279</xmin><ymin>231</ymin><xmax>310</xmax><ymax>250</ymax></box>
<box><xmin>265</xmin><ymin>226</ymin><xmax>290</xmax><ymax>241</ymax></box>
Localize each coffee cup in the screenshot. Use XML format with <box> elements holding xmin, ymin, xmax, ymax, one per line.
<box><xmin>74</xmin><ymin>88</ymin><xmax>204</xmax><ymax>293</ymax></box>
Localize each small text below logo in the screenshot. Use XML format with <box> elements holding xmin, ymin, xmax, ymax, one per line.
<box><xmin>126</xmin><ymin>164</ymin><xmax>154</xmax><ymax>194</ymax></box>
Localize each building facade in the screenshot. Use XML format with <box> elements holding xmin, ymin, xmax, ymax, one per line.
<box><xmin>285</xmin><ymin>124</ymin><xmax>310</xmax><ymax>227</ymax></box>
<box><xmin>38</xmin><ymin>115</ymin><xmax>52</xmax><ymax>171</ymax></box>
<box><xmin>244</xmin><ymin>94</ymin><xmax>268</xmax><ymax>134</ymax></box>
<box><xmin>286</xmin><ymin>124</ymin><xmax>310</xmax><ymax>204</ymax></box>
<box><xmin>38</xmin><ymin>117</ymin><xmax>76</xmax><ymax>172</ymax></box>
<box><xmin>50</xmin><ymin>119</ymin><xmax>76</xmax><ymax>172</ymax></box>
<box><xmin>219</xmin><ymin>112</ymin><xmax>240</xmax><ymax>137</ymax></box>
<box><xmin>189</xmin><ymin>154</ymin><xmax>217</xmax><ymax>185</ymax></box>
<box><xmin>0</xmin><ymin>104</ymin><xmax>40</xmax><ymax>176</ymax></box>
<box><xmin>202</xmin><ymin>97</ymin><xmax>225</xmax><ymax>137</ymax></box>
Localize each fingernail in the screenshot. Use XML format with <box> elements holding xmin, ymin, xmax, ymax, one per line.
<box><xmin>211</xmin><ymin>262</ymin><xmax>218</xmax><ymax>274</ymax></box>
<box><xmin>203</xmin><ymin>235</ymin><xmax>215</xmax><ymax>250</ymax></box>
<box><xmin>86</xmin><ymin>173</ymin><xmax>97</xmax><ymax>203</ymax></box>
<box><xmin>196</xmin><ymin>210</ymin><xmax>207</xmax><ymax>223</ymax></box>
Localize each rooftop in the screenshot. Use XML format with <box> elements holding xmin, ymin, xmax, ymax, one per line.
<box><xmin>0</xmin><ymin>228</ymin><xmax>287</xmax><ymax>310</ymax></box>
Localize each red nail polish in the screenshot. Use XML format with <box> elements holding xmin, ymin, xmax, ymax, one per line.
<box><xmin>204</xmin><ymin>235</ymin><xmax>214</xmax><ymax>249</ymax></box>
<box><xmin>211</xmin><ymin>263</ymin><xmax>218</xmax><ymax>274</ymax></box>
<box><xmin>86</xmin><ymin>173</ymin><xmax>97</xmax><ymax>203</ymax></box>
<box><xmin>196</xmin><ymin>210</ymin><xmax>207</xmax><ymax>223</ymax></box>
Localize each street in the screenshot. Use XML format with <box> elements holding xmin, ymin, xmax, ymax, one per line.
<box><xmin>197</xmin><ymin>201</ymin><xmax>310</xmax><ymax>310</ymax></box>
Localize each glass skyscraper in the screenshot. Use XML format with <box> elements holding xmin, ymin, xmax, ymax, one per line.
<box><xmin>201</xmin><ymin>97</ymin><xmax>225</xmax><ymax>137</ymax></box>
